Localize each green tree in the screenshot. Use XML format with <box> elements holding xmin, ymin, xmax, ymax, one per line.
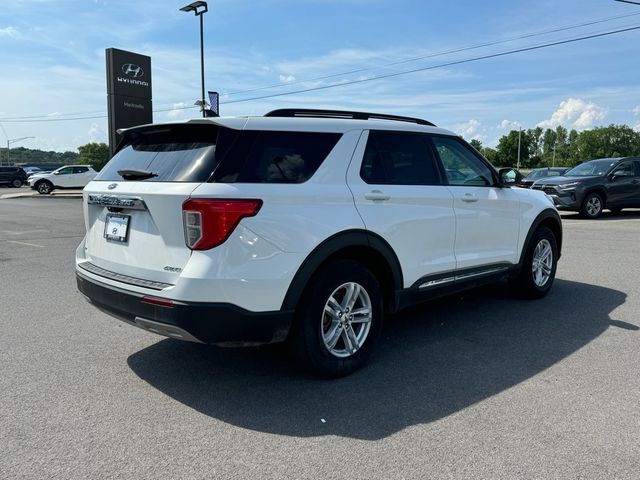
<box><xmin>495</xmin><ymin>129</ymin><xmax>531</xmax><ymax>167</ymax></box>
<box><xmin>469</xmin><ymin>139</ymin><xmax>483</xmax><ymax>151</ymax></box>
<box><xmin>572</xmin><ymin>125</ymin><xmax>640</xmax><ymax>165</ymax></box>
<box><xmin>78</xmin><ymin>142</ymin><xmax>110</xmax><ymax>171</ymax></box>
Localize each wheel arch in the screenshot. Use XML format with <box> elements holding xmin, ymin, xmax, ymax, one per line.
<box><xmin>281</xmin><ymin>229</ymin><xmax>404</xmax><ymax>314</ymax></box>
<box><xmin>518</xmin><ymin>209</ymin><xmax>563</xmax><ymax>266</ymax></box>
<box><xmin>583</xmin><ymin>187</ymin><xmax>607</xmax><ymax>205</ymax></box>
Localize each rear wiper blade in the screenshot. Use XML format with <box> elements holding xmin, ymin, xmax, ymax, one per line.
<box><xmin>116</xmin><ymin>169</ymin><xmax>158</xmax><ymax>180</ymax></box>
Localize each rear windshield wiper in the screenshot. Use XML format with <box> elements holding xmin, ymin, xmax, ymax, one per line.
<box><xmin>117</xmin><ymin>169</ymin><xmax>158</xmax><ymax>181</ymax></box>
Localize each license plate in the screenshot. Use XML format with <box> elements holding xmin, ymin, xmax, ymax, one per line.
<box><xmin>104</xmin><ymin>214</ymin><xmax>130</xmax><ymax>243</ymax></box>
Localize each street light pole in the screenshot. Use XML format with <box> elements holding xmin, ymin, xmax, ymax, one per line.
<box><xmin>517</xmin><ymin>127</ymin><xmax>522</xmax><ymax>170</ymax></box>
<box><xmin>180</xmin><ymin>1</ymin><xmax>209</xmax><ymax>118</ymax></box>
<box><xmin>6</xmin><ymin>136</ymin><xmax>35</xmax><ymax>166</ymax></box>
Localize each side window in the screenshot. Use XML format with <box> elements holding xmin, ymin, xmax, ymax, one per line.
<box><xmin>431</xmin><ymin>136</ymin><xmax>495</xmax><ymax>187</ymax></box>
<box><xmin>360</xmin><ymin>131</ymin><xmax>441</xmax><ymax>185</ymax></box>
<box><xmin>73</xmin><ymin>167</ymin><xmax>89</xmax><ymax>174</ymax></box>
<box><xmin>57</xmin><ymin>167</ymin><xmax>74</xmax><ymax>175</ymax></box>
<box><xmin>212</xmin><ymin>131</ymin><xmax>342</xmax><ymax>184</ymax></box>
<box><xmin>612</xmin><ymin>161</ymin><xmax>635</xmax><ymax>177</ymax></box>
<box><xmin>634</xmin><ymin>161</ymin><xmax>640</xmax><ymax>176</ymax></box>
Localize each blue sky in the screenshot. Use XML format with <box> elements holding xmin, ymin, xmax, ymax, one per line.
<box><xmin>1</xmin><ymin>0</ymin><xmax>640</xmax><ymax>153</ymax></box>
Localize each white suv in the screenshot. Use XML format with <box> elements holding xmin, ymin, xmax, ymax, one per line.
<box><xmin>28</xmin><ymin>165</ymin><xmax>97</xmax><ymax>194</ymax></box>
<box><xmin>76</xmin><ymin>109</ymin><xmax>562</xmax><ymax>377</ymax></box>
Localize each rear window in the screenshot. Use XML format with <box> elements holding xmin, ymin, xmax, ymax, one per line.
<box><xmin>95</xmin><ymin>124</ymin><xmax>341</xmax><ymax>183</ymax></box>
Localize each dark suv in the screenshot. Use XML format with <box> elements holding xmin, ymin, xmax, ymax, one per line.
<box><xmin>532</xmin><ymin>157</ymin><xmax>640</xmax><ymax>218</ymax></box>
<box><xmin>0</xmin><ymin>166</ymin><xmax>27</xmax><ymax>188</ymax></box>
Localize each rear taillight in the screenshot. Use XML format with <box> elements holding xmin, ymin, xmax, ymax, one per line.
<box><xmin>182</xmin><ymin>198</ymin><xmax>263</xmax><ymax>250</ymax></box>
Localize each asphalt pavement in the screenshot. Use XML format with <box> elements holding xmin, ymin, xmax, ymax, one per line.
<box><xmin>1</xmin><ymin>197</ymin><xmax>639</xmax><ymax>479</ymax></box>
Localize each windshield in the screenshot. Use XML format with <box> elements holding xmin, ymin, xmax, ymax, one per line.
<box><xmin>565</xmin><ymin>159</ymin><xmax>617</xmax><ymax>177</ymax></box>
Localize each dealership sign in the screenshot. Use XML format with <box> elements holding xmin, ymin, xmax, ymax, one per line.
<box><xmin>106</xmin><ymin>48</ymin><xmax>152</xmax><ymax>156</ymax></box>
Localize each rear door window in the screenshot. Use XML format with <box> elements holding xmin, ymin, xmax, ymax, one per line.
<box><xmin>211</xmin><ymin>130</ymin><xmax>342</xmax><ymax>183</ymax></box>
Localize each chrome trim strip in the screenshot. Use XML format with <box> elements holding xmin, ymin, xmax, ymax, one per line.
<box><xmin>418</xmin><ymin>266</ymin><xmax>510</xmax><ymax>289</ymax></box>
<box><xmin>78</xmin><ymin>262</ymin><xmax>172</xmax><ymax>291</ymax></box>
<box><xmin>87</xmin><ymin>194</ymin><xmax>148</xmax><ymax>211</ymax></box>
<box><xmin>418</xmin><ymin>276</ymin><xmax>455</xmax><ymax>289</ymax></box>
<box><xmin>454</xmin><ymin>266</ymin><xmax>509</xmax><ymax>282</ymax></box>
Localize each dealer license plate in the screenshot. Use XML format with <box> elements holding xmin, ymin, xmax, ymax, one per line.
<box><xmin>104</xmin><ymin>214</ymin><xmax>130</xmax><ymax>243</ymax></box>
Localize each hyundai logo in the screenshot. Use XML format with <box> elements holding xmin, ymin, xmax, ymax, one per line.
<box><xmin>107</xmin><ymin>183</ymin><xmax>118</xmax><ymax>190</ymax></box>
<box><xmin>122</xmin><ymin>63</ymin><xmax>144</xmax><ymax>78</ymax></box>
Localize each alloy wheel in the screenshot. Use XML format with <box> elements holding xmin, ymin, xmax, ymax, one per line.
<box><xmin>321</xmin><ymin>282</ymin><xmax>372</xmax><ymax>358</ymax></box>
<box><xmin>532</xmin><ymin>238</ymin><xmax>553</xmax><ymax>287</ymax></box>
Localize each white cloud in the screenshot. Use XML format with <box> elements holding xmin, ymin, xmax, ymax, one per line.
<box><xmin>538</xmin><ymin>98</ymin><xmax>606</xmax><ymax>130</ymax></box>
<box><xmin>166</xmin><ymin>102</ymin><xmax>187</xmax><ymax>119</ymax></box>
<box><xmin>455</xmin><ymin>119</ymin><xmax>483</xmax><ymax>140</ymax></box>
<box><xmin>0</xmin><ymin>26</ymin><xmax>19</xmax><ymax>38</ymax></box>
<box><xmin>633</xmin><ymin>106</ymin><xmax>640</xmax><ymax>116</ymax></box>
<box><xmin>88</xmin><ymin>122</ymin><xmax>106</xmax><ymax>142</ymax></box>
<box><xmin>279</xmin><ymin>74</ymin><xmax>296</xmax><ymax>83</ymax></box>
<box><xmin>497</xmin><ymin>119</ymin><xmax>522</xmax><ymax>130</ymax></box>
<box><xmin>634</xmin><ymin>123</ymin><xmax>640</xmax><ymax>132</ymax></box>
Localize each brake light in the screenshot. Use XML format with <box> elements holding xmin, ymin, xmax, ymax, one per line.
<box><xmin>182</xmin><ymin>198</ymin><xmax>263</xmax><ymax>250</ymax></box>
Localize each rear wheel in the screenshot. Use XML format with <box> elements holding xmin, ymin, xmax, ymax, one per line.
<box><xmin>11</xmin><ymin>178</ymin><xmax>22</xmax><ymax>188</ymax></box>
<box><xmin>580</xmin><ymin>192</ymin><xmax>603</xmax><ymax>219</ymax></box>
<box><xmin>36</xmin><ymin>180</ymin><xmax>53</xmax><ymax>194</ymax></box>
<box><xmin>289</xmin><ymin>259</ymin><xmax>383</xmax><ymax>378</ymax></box>
<box><xmin>511</xmin><ymin>225</ymin><xmax>558</xmax><ymax>299</ymax></box>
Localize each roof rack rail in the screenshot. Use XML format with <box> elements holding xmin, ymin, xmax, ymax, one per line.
<box><xmin>264</xmin><ymin>108</ymin><xmax>436</xmax><ymax>126</ymax></box>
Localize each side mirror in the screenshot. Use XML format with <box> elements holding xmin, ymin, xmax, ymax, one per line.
<box><xmin>53</xmin><ymin>171</ymin><xmax>60</xmax><ymax>175</ymax></box>
<box><xmin>499</xmin><ymin>168</ymin><xmax>520</xmax><ymax>186</ymax></box>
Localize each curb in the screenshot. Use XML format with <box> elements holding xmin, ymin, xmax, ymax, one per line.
<box><xmin>0</xmin><ymin>189</ymin><xmax>83</xmax><ymax>200</ymax></box>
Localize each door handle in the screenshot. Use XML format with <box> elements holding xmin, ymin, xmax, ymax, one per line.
<box><xmin>364</xmin><ymin>190</ymin><xmax>391</xmax><ymax>201</ymax></box>
<box><xmin>461</xmin><ymin>193</ymin><xmax>479</xmax><ymax>203</ymax></box>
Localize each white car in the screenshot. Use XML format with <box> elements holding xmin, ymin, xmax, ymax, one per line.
<box><xmin>28</xmin><ymin>165</ymin><xmax>97</xmax><ymax>194</ymax></box>
<box><xmin>76</xmin><ymin>109</ymin><xmax>562</xmax><ymax>377</ymax></box>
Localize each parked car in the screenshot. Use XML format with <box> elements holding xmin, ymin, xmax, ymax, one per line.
<box><xmin>532</xmin><ymin>157</ymin><xmax>640</xmax><ymax>218</ymax></box>
<box><xmin>517</xmin><ymin>167</ymin><xmax>568</xmax><ymax>188</ymax></box>
<box><xmin>22</xmin><ymin>166</ymin><xmax>44</xmax><ymax>177</ymax></box>
<box><xmin>27</xmin><ymin>165</ymin><xmax>97</xmax><ymax>194</ymax></box>
<box><xmin>76</xmin><ymin>109</ymin><xmax>562</xmax><ymax>377</ymax></box>
<box><xmin>0</xmin><ymin>166</ymin><xmax>28</xmax><ymax>187</ymax></box>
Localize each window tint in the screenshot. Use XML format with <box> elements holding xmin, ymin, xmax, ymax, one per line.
<box><xmin>611</xmin><ymin>161</ymin><xmax>635</xmax><ymax>177</ymax></box>
<box><xmin>57</xmin><ymin>167</ymin><xmax>74</xmax><ymax>175</ymax></box>
<box><xmin>73</xmin><ymin>167</ymin><xmax>89</xmax><ymax>174</ymax></box>
<box><xmin>634</xmin><ymin>160</ymin><xmax>640</xmax><ymax>176</ymax></box>
<box><xmin>431</xmin><ymin>136</ymin><xmax>494</xmax><ymax>186</ymax></box>
<box><xmin>212</xmin><ymin>130</ymin><xmax>341</xmax><ymax>183</ymax></box>
<box><xmin>360</xmin><ymin>131</ymin><xmax>441</xmax><ymax>185</ymax></box>
<box><xmin>96</xmin><ymin>124</ymin><xmax>220</xmax><ymax>182</ymax></box>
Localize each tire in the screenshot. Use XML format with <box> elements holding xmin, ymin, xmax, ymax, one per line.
<box><xmin>511</xmin><ymin>225</ymin><xmax>558</xmax><ymax>299</ymax></box>
<box><xmin>11</xmin><ymin>178</ymin><xmax>22</xmax><ymax>188</ymax></box>
<box><xmin>289</xmin><ymin>259</ymin><xmax>384</xmax><ymax>378</ymax></box>
<box><xmin>36</xmin><ymin>181</ymin><xmax>53</xmax><ymax>194</ymax></box>
<box><xmin>580</xmin><ymin>192</ymin><xmax>603</xmax><ymax>219</ymax></box>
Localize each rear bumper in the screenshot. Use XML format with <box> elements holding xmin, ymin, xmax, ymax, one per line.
<box><xmin>76</xmin><ymin>271</ymin><xmax>294</xmax><ymax>346</ymax></box>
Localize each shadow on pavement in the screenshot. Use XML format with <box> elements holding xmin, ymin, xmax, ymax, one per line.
<box><xmin>127</xmin><ymin>279</ymin><xmax>627</xmax><ymax>440</ymax></box>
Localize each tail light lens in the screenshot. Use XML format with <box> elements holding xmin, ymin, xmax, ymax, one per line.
<box><xmin>182</xmin><ymin>198</ymin><xmax>262</xmax><ymax>250</ymax></box>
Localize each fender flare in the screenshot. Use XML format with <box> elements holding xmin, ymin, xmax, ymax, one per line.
<box><xmin>518</xmin><ymin>208</ymin><xmax>563</xmax><ymax>266</ymax></box>
<box><xmin>280</xmin><ymin>229</ymin><xmax>404</xmax><ymax>312</ymax></box>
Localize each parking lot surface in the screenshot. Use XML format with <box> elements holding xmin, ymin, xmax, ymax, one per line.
<box><xmin>1</xmin><ymin>197</ymin><xmax>639</xmax><ymax>479</ymax></box>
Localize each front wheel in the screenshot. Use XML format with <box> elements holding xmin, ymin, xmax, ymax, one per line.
<box><xmin>36</xmin><ymin>181</ymin><xmax>53</xmax><ymax>194</ymax></box>
<box><xmin>511</xmin><ymin>225</ymin><xmax>558</xmax><ymax>299</ymax></box>
<box><xmin>289</xmin><ymin>259</ymin><xmax>383</xmax><ymax>378</ymax></box>
<box><xmin>11</xmin><ymin>178</ymin><xmax>22</xmax><ymax>188</ymax></box>
<box><xmin>580</xmin><ymin>192</ymin><xmax>603</xmax><ymax>219</ymax></box>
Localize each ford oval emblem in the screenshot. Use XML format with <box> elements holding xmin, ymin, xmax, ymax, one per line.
<box><xmin>108</xmin><ymin>183</ymin><xmax>118</xmax><ymax>190</ymax></box>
